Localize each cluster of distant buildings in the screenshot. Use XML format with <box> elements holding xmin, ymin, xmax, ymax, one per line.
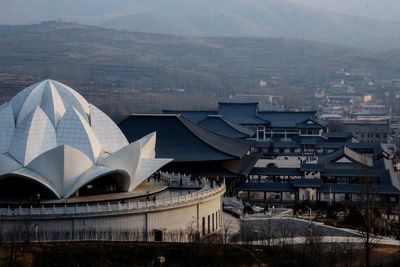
<box><xmin>315</xmin><ymin>68</ymin><xmax>400</xmax><ymax>147</ymax></box>
<box><xmin>121</xmin><ymin>102</ymin><xmax>400</xmax><ymax>208</ymax></box>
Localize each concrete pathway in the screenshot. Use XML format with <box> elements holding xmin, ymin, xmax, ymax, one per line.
<box><xmin>226</xmin><ymin>210</ymin><xmax>400</xmax><ymax>246</ymax></box>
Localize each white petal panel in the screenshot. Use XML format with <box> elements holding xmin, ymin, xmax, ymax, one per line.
<box><xmin>52</xmin><ymin>80</ymin><xmax>89</xmax><ymax>121</ymax></box>
<box><xmin>0</xmin><ymin>104</ymin><xmax>15</xmax><ymax>153</ymax></box>
<box><xmin>130</xmin><ymin>158</ymin><xmax>173</xmax><ymax>191</ymax></box>
<box><xmin>27</xmin><ymin>145</ymin><xmax>93</xmax><ymax>195</ymax></box>
<box><xmin>139</xmin><ymin>132</ymin><xmax>156</xmax><ymax>158</ymax></box>
<box><xmin>40</xmin><ymin>82</ymin><xmax>66</xmax><ymax>126</ymax></box>
<box><xmin>89</xmin><ymin>104</ymin><xmax>128</xmax><ymax>154</ymax></box>
<box><xmin>98</xmin><ymin>140</ymin><xmax>141</xmax><ymax>184</ymax></box>
<box><xmin>16</xmin><ymin>80</ymin><xmax>46</xmax><ymax>125</ymax></box>
<box><xmin>9</xmin><ymin>81</ymin><xmax>38</xmax><ymax>120</ymax></box>
<box><xmin>0</xmin><ymin>154</ymin><xmax>22</xmax><ymax>176</ymax></box>
<box><xmin>9</xmin><ymin>106</ymin><xmax>57</xmax><ymax>166</ymax></box>
<box><xmin>56</xmin><ymin>107</ymin><xmax>101</xmax><ymax>162</ymax></box>
<box><xmin>0</xmin><ymin>102</ymin><xmax>7</xmax><ymax>112</ymax></box>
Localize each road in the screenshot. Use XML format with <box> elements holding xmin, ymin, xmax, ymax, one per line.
<box><xmin>223</xmin><ymin>211</ymin><xmax>400</xmax><ymax>246</ymax></box>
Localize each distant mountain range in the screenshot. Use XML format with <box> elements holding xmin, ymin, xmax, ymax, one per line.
<box><xmin>1</xmin><ymin>0</ymin><xmax>400</xmax><ymax>50</ymax></box>
<box><xmin>1</xmin><ymin>21</ymin><xmax>399</xmax><ymax>98</ymax></box>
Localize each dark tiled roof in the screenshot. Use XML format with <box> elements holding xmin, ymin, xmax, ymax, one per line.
<box><xmin>322</xmin><ymin>132</ymin><xmax>354</xmax><ymax>140</ymax></box>
<box><xmin>320</xmin><ymin>184</ymin><xmax>400</xmax><ymax>195</ymax></box>
<box><xmin>272</xmin><ymin>141</ymin><xmax>299</xmax><ymax>148</ymax></box>
<box><xmin>300</xmin><ymin>138</ymin><xmax>318</xmax><ymax>145</ymax></box>
<box><xmin>218</xmin><ymin>102</ymin><xmax>270</xmax><ymax>125</ymax></box>
<box><xmin>341</xmin><ymin>122</ymin><xmax>389</xmax><ymax>133</ymax></box>
<box><xmin>238</xmin><ymin>182</ymin><xmax>400</xmax><ymax>195</ymax></box>
<box><xmin>250</xmin><ymin>167</ymin><xmax>302</xmax><ymax>176</ymax></box>
<box><xmin>300</xmin><ymin>164</ymin><xmax>325</xmax><ymax>172</ymax></box>
<box><xmin>322</xmin><ymin>169</ymin><xmax>380</xmax><ymax>177</ymax></box>
<box><xmin>236</xmin><ymin>182</ymin><xmax>296</xmax><ymax>192</ymax></box>
<box><xmin>292</xmin><ymin>179</ymin><xmax>322</xmax><ymax>188</ymax></box>
<box><xmin>317</xmin><ymin>146</ymin><xmax>374</xmax><ymax>167</ymax></box>
<box><xmin>316</xmin><ymin>142</ymin><xmax>345</xmax><ymax>149</ymax></box>
<box><xmin>296</xmin><ymin>117</ymin><xmax>327</xmax><ymax>129</ymax></box>
<box><xmin>198</xmin><ymin>115</ymin><xmax>255</xmax><ymax>139</ymax></box>
<box><xmin>118</xmin><ymin>114</ymin><xmax>250</xmax><ymax>162</ymax></box>
<box><xmin>346</xmin><ymin>142</ymin><xmax>383</xmax><ymax>155</ymax></box>
<box><xmin>320</xmin><ymin>184</ymin><xmax>363</xmax><ymax>194</ymax></box>
<box><xmin>253</xmin><ymin>141</ymin><xmax>273</xmax><ymax>148</ymax></box>
<box><xmin>258</xmin><ymin>111</ymin><xmax>316</xmax><ymax>128</ymax></box>
<box><xmin>162</xmin><ymin>110</ymin><xmax>216</xmax><ymax>123</ymax></box>
<box><xmin>164</xmin><ymin>161</ymin><xmax>245</xmax><ymax>177</ymax></box>
<box><xmin>222</xmin><ymin>152</ymin><xmax>261</xmax><ymax>176</ymax></box>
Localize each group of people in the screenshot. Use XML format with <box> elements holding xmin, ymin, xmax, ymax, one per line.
<box><xmin>27</xmin><ymin>192</ymin><xmax>41</xmax><ymax>205</ymax></box>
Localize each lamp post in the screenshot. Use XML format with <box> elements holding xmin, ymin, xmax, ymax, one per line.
<box><xmin>305</xmin><ymin>205</ymin><xmax>313</xmax><ymax>233</ymax></box>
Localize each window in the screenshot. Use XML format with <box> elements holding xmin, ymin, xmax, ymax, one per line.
<box><xmin>208</xmin><ymin>215</ymin><xmax>210</xmax><ymax>234</ymax></box>
<box><xmin>202</xmin><ymin>217</ymin><xmax>205</xmax><ymax>236</ymax></box>
<box><xmin>212</xmin><ymin>213</ymin><xmax>215</xmax><ymax>231</ymax></box>
<box><xmin>256</xmin><ymin>126</ymin><xmax>265</xmax><ymax>140</ymax></box>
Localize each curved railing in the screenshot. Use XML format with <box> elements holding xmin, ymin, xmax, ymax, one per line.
<box><xmin>0</xmin><ymin>184</ymin><xmax>225</xmax><ymax>217</ymax></box>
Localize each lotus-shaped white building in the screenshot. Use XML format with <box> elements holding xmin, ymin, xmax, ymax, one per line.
<box><xmin>0</xmin><ymin>80</ymin><xmax>172</xmax><ymax>199</ymax></box>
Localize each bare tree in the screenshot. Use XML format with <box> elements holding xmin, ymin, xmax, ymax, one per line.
<box><xmin>357</xmin><ymin>174</ymin><xmax>380</xmax><ymax>267</ymax></box>
<box><xmin>260</xmin><ymin>219</ymin><xmax>274</xmax><ymax>247</ymax></box>
<box><xmin>277</xmin><ymin>219</ymin><xmax>293</xmax><ymax>247</ymax></box>
<box><xmin>341</xmin><ymin>237</ymin><xmax>356</xmax><ymax>267</ymax></box>
<box><xmin>222</xmin><ymin>219</ymin><xmax>233</xmax><ymax>245</ymax></box>
<box><xmin>302</xmin><ymin>226</ymin><xmax>324</xmax><ymax>267</ymax></box>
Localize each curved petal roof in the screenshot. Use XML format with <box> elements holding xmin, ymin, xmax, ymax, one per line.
<box><xmin>9</xmin><ymin>106</ymin><xmax>57</xmax><ymax>166</ymax></box>
<box><xmin>0</xmin><ymin>80</ymin><xmax>172</xmax><ymax>199</ymax></box>
<box><xmin>0</xmin><ymin>104</ymin><xmax>15</xmax><ymax>153</ymax></box>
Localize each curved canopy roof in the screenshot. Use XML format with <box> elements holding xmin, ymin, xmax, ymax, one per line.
<box><xmin>119</xmin><ymin>114</ymin><xmax>251</xmax><ymax>162</ymax></box>
<box><xmin>0</xmin><ymin>80</ymin><xmax>172</xmax><ymax>199</ymax></box>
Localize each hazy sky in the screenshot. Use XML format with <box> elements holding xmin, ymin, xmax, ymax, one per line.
<box><xmin>287</xmin><ymin>0</ymin><xmax>400</xmax><ymax>22</ymax></box>
<box><xmin>1</xmin><ymin>0</ymin><xmax>399</xmax><ymax>24</ymax></box>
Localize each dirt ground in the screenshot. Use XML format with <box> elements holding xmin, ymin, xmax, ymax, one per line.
<box><xmin>0</xmin><ymin>242</ymin><xmax>399</xmax><ymax>267</ymax></box>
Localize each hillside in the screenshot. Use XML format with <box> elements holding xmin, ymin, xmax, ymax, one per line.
<box><xmin>1</xmin><ymin>21</ymin><xmax>400</xmax><ymax>96</ymax></box>
<box><xmin>1</xmin><ymin>0</ymin><xmax>400</xmax><ymax>50</ymax></box>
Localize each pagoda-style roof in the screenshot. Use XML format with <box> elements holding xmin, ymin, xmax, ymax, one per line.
<box><xmin>118</xmin><ymin>114</ymin><xmax>252</xmax><ymax>162</ymax></box>
<box><xmin>198</xmin><ymin>115</ymin><xmax>255</xmax><ymax>139</ymax></box>
<box><xmin>258</xmin><ymin>111</ymin><xmax>317</xmax><ymax>128</ymax></box>
<box><xmin>218</xmin><ymin>102</ymin><xmax>270</xmax><ymax>125</ymax></box>
<box><xmin>296</xmin><ymin>117</ymin><xmax>328</xmax><ymax>129</ymax></box>
<box><xmin>162</xmin><ymin>110</ymin><xmax>216</xmax><ymax>123</ymax></box>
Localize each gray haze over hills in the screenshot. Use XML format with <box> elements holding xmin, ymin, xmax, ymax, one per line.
<box><xmin>0</xmin><ymin>0</ymin><xmax>400</xmax><ymax>50</ymax></box>
<box><xmin>287</xmin><ymin>0</ymin><xmax>400</xmax><ymax>22</ymax></box>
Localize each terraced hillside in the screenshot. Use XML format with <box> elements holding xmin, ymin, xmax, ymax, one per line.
<box><xmin>1</xmin><ymin>21</ymin><xmax>400</xmax><ymax>119</ymax></box>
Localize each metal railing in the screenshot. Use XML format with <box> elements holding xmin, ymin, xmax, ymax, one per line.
<box><xmin>0</xmin><ymin>184</ymin><xmax>225</xmax><ymax>217</ymax></box>
<box><xmin>159</xmin><ymin>171</ymin><xmax>210</xmax><ymax>188</ymax></box>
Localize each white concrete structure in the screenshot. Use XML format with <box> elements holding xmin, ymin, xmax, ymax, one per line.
<box><xmin>0</xmin><ymin>185</ymin><xmax>225</xmax><ymax>242</ymax></box>
<box><xmin>0</xmin><ymin>80</ymin><xmax>172</xmax><ymax>198</ymax></box>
